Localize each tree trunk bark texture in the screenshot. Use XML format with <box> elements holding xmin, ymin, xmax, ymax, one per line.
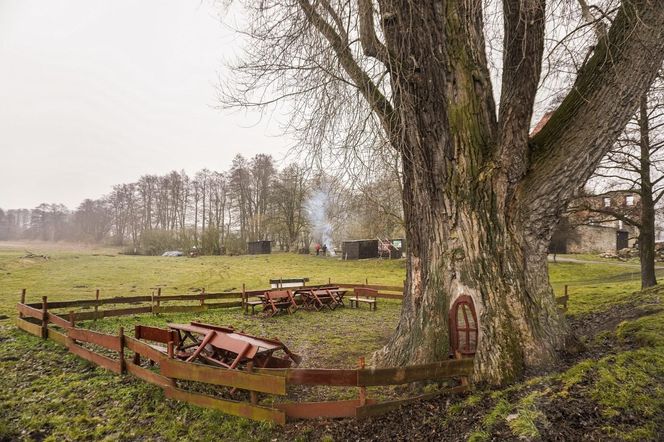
<box><xmin>639</xmin><ymin>94</ymin><xmax>657</xmax><ymax>289</ymax></box>
<box><xmin>370</xmin><ymin>0</ymin><xmax>664</xmax><ymax>384</ymax></box>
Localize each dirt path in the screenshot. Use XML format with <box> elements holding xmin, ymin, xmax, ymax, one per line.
<box><xmin>548</xmin><ymin>254</ymin><xmax>664</xmax><ymax>269</ymax></box>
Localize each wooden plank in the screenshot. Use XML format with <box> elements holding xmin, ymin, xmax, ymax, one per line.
<box><xmin>136</xmin><ymin>325</ymin><xmax>173</xmax><ymax>343</ymax></box>
<box><xmin>201</xmin><ymin>292</ymin><xmax>243</xmax><ymax>300</ymax></box>
<box><xmin>205</xmin><ymin>301</ymin><xmax>243</xmax><ymax>309</ymax></box>
<box><xmin>47</xmin><ymin>327</ymin><xmax>68</xmax><ymax>346</ymax></box>
<box><xmin>16</xmin><ymin>318</ymin><xmax>43</xmax><ymax>337</ymax></box>
<box><xmin>357</xmin><ymin>359</ymin><xmax>474</xmax><ymax>386</ymax></box>
<box><xmin>160</xmin><ymin>358</ymin><xmax>286</xmax><ymax>395</ymax></box>
<box><xmin>16</xmin><ymin>303</ymin><xmax>44</xmax><ymax>320</ymax></box>
<box><xmin>164</xmin><ymin>387</ymin><xmax>285</xmax><ymax>425</ymax></box>
<box><xmin>157</xmin><ymin>292</ymin><xmax>241</xmax><ymax>301</ymax></box>
<box><xmin>374</xmin><ymin>293</ymin><xmax>403</xmax><ymax>300</ymax></box>
<box><xmin>355</xmin><ymin>385</ymin><xmax>468</xmax><ymax>418</ymax></box>
<box><xmin>285</xmin><ymin>368</ymin><xmax>358</xmax><ymax>386</ymax></box>
<box><xmin>68</xmin><ymin>328</ymin><xmax>122</xmax><ymax>352</ymax></box>
<box><xmin>125</xmin><ymin>361</ymin><xmax>175</xmax><ymax>388</ymax></box>
<box><xmin>331</xmin><ymin>283</ymin><xmax>404</xmax><ymax>292</ymax></box>
<box><xmin>153</xmin><ymin>305</ymin><xmax>207</xmax><ymax>314</ymax></box>
<box><xmin>73</xmin><ymin>306</ymin><xmax>152</xmax><ymax>321</ymax></box>
<box><xmin>47</xmin><ymin>312</ymin><xmax>71</xmax><ymax>329</ymax></box>
<box><xmin>277</xmin><ymin>399</ymin><xmax>375</xmax><ymax>419</ymax></box>
<box><xmin>43</xmin><ymin>296</ymin><xmax>152</xmax><ymax>309</ymax></box>
<box><xmin>67</xmin><ymin>341</ymin><xmax>122</xmax><ymax>374</ymax></box>
<box><xmin>124</xmin><ymin>336</ymin><xmax>168</xmax><ymax>364</ymax></box>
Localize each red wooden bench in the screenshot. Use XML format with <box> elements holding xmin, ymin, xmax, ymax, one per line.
<box><xmin>262</xmin><ymin>290</ymin><xmax>298</xmax><ymax>316</ymax></box>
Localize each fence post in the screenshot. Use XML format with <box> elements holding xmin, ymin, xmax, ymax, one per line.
<box><xmin>242</xmin><ymin>283</ymin><xmax>247</xmax><ymax>314</ymax></box>
<box><xmin>200</xmin><ymin>288</ymin><xmax>206</xmax><ymax>307</ymax></box>
<box><xmin>118</xmin><ymin>327</ymin><xmax>126</xmax><ymax>374</ymax></box>
<box><xmin>19</xmin><ymin>289</ymin><xmax>26</xmax><ymax>319</ymax></box>
<box><xmin>157</xmin><ymin>288</ymin><xmax>162</xmax><ymax>310</ymax></box>
<box><xmin>41</xmin><ymin>296</ymin><xmax>48</xmax><ymax>339</ymax></box>
<box><xmin>133</xmin><ymin>325</ymin><xmax>141</xmax><ymax>365</ymax></box>
<box><xmin>151</xmin><ymin>291</ymin><xmax>155</xmax><ymax>315</ymax></box>
<box><xmin>248</xmin><ymin>361</ymin><xmax>257</xmax><ymax>405</ymax></box>
<box><xmin>365</xmin><ymin>277</ymin><xmax>368</xmax><ymax>286</ymax></box>
<box><xmin>94</xmin><ymin>289</ymin><xmax>100</xmax><ymax>321</ymax></box>
<box><xmin>358</xmin><ymin>357</ymin><xmax>367</xmax><ymax>406</ymax></box>
<box><xmin>328</xmin><ymin>277</ymin><xmax>331</xmax><ymax>285</ymax></box>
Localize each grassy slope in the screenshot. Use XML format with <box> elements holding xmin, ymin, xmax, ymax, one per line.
<box><xmin>0</xmin><ymin>246</ymin><xmax>662</xmax><ymax>441</ymax></box>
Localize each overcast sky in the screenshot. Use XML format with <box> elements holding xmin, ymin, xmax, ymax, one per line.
<box><xmin>0</xmin><ymin>0</ymin><xmax>292</xmax><ymax>210</ymax></box>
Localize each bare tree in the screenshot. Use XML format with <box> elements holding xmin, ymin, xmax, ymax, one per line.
<box><xmin>222</xmin><ymin>0</ymin><xmax>664</xmax><ymax>383</ymax></box>
<box><xmin>273</xmin><ymin>163</ymin><xmax>309</xmax><ymax>251</ymax></box>
<box><xmin>575</xmin><ymin>75</ymin><xmax>664</xmax><ymax>288</ymax></box>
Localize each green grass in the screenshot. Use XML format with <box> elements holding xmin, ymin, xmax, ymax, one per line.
<box><xmin>0</xmin><ymin>247</ymin><xmax>405</xmax><ymax>317</ymax></box>
<box><xmin>1</xmin><ymin>245</ymin><xmax>664</xmax><ymax>440</ymax></box>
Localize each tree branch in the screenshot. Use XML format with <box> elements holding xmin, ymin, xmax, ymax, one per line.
<box><xmin>519</xmin><ymin>0</ymin><xmax>664</xmax><ymax>237</ymax></box>
<box><xmin>297</xmin><ymin>0</ymin><xmax>396</xmax><ymax>136</ymax></box>
<box><xmin>497</xmin><ymin>0</ymin><xmax>546</xmax><ymax>187</ymax></box>
<box><xmin>358</xmin><ymin>0</ymin><xmax>390</xmax><ymax>65</ymax></box>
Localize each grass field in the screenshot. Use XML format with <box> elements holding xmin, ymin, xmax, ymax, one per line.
<box><xmin>1</xmin><ymin>242</ymin><xmax>663</xmax><ymax>441</ymax></box>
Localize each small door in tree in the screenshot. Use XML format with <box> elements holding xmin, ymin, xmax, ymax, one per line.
<box><xmin>449</xmin><ymin>295</ymin><xmax>478</xmax><ymax>356</ymax></box>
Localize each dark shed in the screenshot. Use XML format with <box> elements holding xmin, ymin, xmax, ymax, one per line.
<box><xmin>342</xmin><ymin>239</ymin><xmax>379</xmax><ymax>260</ymax></box>
<box><xmin>247</xmin><ymin>240</ymin><xmax>272</xmax><ymax>255</ymax></box>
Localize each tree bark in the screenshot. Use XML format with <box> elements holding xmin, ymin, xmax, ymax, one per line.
<box><xmin>371</xmin><ymin>0</ymin><xmax>664</xmax><ymax>384</ymax></box>
<box><xmin>639</xmin><ymin>94</ymin><xmax>657</xmax><ymax>288</ymax></box>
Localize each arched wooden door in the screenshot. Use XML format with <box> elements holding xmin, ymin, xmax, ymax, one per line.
<box><xmin>449</xmin><ymin>295</ymin><xmax>478</xmax><ymax>356</ymax></box>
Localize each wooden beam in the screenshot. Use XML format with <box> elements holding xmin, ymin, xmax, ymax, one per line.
<box><xmin>47</xmin><ymin>327</ymin><xmax>68</xmax><ymax>346</ymax></box>
<box><xmin>355</xmin><ymin>385</ymin><xmax>468</xmax><ymax>418</ymax></box>
<box><xmin>124</xmin><ymin>336</ymin><xmax>168</xmax><ymax>364</ymax></box>
<box><xmin>285</xmin><ymin>368</ymin><xmax>358</xmax><ymax>386</ymax></box>
<box><xmin>16</xmin><ymin>303</ymin><xmax>43</xmax><ymax>320</ymax></box>
<box><xmin>68</xmin><ymin>328</ymin><xmax>122</xmax><ymax>352</ymax></box>
<box><xmin>276</xmin><ymin>399</ymin><xmax>375</xmax><ymax>419</ymax></box>
<box><xmin>16</xmin><ymin>317</ymin><xmax>42</xmax><ymax>337</ymax></box>
<box><xmin>125</xmin><ymin>361</ymin><xmax>175</xmax><ymax>389</ymax></box>
<box><xmin>160</xmin><ymin>358</ymin><xmax>287</xmax><ymax>395</ymax></box>
<box><xmin>357</xmin><ymin>359</ymin><xmax>474</xmax><ymax>386</ymax></box>
<box><xmin>67</xmin><ymin>341</ymin><xmax>122</xmax><ymax>374</ymax></box>
<box><xmin>164</xmin><ymin>387</ymin><xmax>286</xmax><ymax>425</ymax></box>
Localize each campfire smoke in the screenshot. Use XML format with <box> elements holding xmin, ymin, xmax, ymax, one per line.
<box><xmin>306</xmin><ymin>187</ymin><xmax>336</xmax><ymax>256</ymax></box>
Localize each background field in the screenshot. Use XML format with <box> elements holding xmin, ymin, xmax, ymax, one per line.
<box><xmin>1</xmin><ymin>242</ymin><xmax>662</xmax><ymax>441</ymax></box>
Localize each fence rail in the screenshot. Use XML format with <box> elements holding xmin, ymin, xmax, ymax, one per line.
<box><xmin>13</xmin><ymin>284</ymin><xmax>485</xmax><ymax>425</ymax></box>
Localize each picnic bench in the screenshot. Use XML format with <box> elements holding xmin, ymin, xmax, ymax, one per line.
<box><xmin>168</xmin><ymin>321</ymin><xmax>301</xmax><ymax>369</ymax></box>
<box><xmin>297</xmin><ymin>287</ymin><xmax>345</xmax><ymax>311</ymax></box>
<box><xmin>348</xmin><ymin>287</ymin><xmax>378</xmax><ymax>310</ymax></box>
<box><xmin>261</xmin><ymin>290</ymin><xmax>298</xmax><ymax>317</ymax></box>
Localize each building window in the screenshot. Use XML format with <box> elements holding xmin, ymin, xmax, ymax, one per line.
<box><xmin>449</xmin><ymin>295</ymin><xmax>478</xmax><ymax>356</ymax></box>
<box><xmin>604</xmin><ymin>197</ymin><xmax>611</xmax><ymax>207</ymax></box>
<box><xmin>626</xmin><ymin>195</ymin><xmax>635</xmax><ymax>206</ymax></box>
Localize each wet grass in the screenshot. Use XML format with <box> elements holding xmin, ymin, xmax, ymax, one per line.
<box><xmin>1</xmin><ymin>246</ymin><xmax>663</xmax><ymax>440</ymax></box>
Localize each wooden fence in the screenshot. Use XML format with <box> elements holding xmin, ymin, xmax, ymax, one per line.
<box><xmin>14</xmin><ymin>284</ymin><xmax>478</xmax><ymax>425</ymax></box>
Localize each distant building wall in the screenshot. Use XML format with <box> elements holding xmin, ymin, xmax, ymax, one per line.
<box><xmin>565</xmin><ymin>225</ymin><xmax>637</xmax><ymax>254</ymax></box>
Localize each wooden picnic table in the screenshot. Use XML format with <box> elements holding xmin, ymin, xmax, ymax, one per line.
<box><xmin>296</xmin><ymin>287</ymin><xmax>346</xmax><ymax>311</ymax></box>
<box><xmin>168</xmin><ymin>321</ymin><xmax>301</xmax><ymax>368</ymax></box>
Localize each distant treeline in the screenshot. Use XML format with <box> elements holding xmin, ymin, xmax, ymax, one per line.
<box><xmin>0</xmin><ymin>154</ymin><xmax>404</xmax><ymax>255</ymax></box>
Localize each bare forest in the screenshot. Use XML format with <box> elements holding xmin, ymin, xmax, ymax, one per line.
<box><xmin>0</xmin><ymin>154</ymin><xmax>404</xmax><ymax>255</ymax></box>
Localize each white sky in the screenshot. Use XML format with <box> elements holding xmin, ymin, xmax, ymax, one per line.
<box><xmin>0</xmin><ymin>0</ymin><xmax>292</xmax><ymax>209</ymax></box>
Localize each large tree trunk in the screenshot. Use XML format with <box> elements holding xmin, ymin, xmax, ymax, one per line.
<box><xmin>370</xmin><ymin>0</ymin><xmax>664</xmax><ymax>384</ymax></box>
<box><xmin>639</xmin><ymin>94</ymin><xmax>657</xmax><ymax>289</ymax></box>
